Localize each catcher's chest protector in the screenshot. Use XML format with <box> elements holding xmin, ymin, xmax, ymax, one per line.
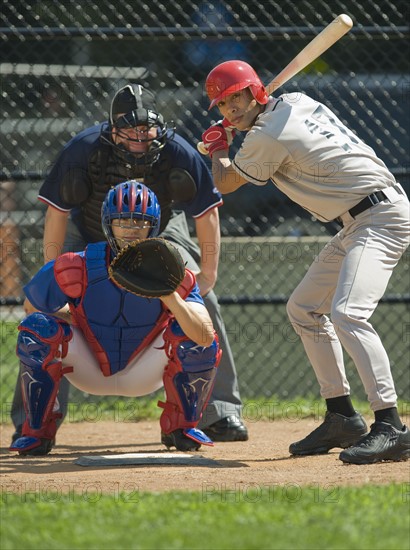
<box><xmin>68</xmin><ymin>243</ymin><xmax>166</xmax><ymax>375</ymax></box>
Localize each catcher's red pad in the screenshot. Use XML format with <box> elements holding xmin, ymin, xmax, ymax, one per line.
<box><xmin>108</xmin><ymin>238</ymin><xmax>186</xmax><ymax>298</ymax></box>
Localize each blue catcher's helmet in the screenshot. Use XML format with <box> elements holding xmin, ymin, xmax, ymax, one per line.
<box><xmin>101</xmin><ymin>180</ymin><xmax>161</xmax><ymax>254</ymax></box>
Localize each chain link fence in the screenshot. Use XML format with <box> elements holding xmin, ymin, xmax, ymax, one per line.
<box><xmin>1</xmin><ymin>0</ymin><xmax>409</xmax><ymax>404</ymax></box>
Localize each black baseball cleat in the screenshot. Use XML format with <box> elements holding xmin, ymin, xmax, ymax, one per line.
<box><xmin>161</xmin><ymin>429</ymin><xmax>202</xmax><ymax>452</ymax></box>
<box><xmin>339</xmin><ymin>422</ymin><xmax>410</xmax><ymax>465</ymax></box>
<box><xmin>289</xmin><ymin>411</ymin><xmax>367</xmax><ymax>456</ymax></box>
<box><xmin>203</xmin><ymin>416</ymin><xmax>249</xmax><ymax>442</ymax></box>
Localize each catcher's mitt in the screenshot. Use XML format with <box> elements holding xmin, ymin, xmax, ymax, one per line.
<box><xmin>108</xmin><ymin>238</ymin><xmax>186</xmax><ymax>298</ymax></box>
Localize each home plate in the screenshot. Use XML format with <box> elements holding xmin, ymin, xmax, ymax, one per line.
<box><xmin>75</xmin><ymin>452</ymin><xmax>219</xmax><ymax>467</ymax></box>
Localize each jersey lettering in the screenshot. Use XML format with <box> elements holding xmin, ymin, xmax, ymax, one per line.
<box><xmin>305</xmin><ymin>105</ymin><xmax>359</xmax><ymax>153</ymax></box>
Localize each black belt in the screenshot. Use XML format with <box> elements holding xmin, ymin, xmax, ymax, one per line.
<box><xmin>348</xmin><ymin>190</ymin><xmax>387</xmax><ymax>218</ymax></box>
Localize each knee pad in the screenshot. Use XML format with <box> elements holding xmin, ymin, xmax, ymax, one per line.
<box><xmin>15</xmin><ymin>313</ymin><xmax>73</xmax><ymax>440</ymax></box>
<box><xmin>159</xmin><ymin>320</ymin><xmax>221</xmax><ymax>434</ymax></box>
<box><xmin>17</xmin><ymin>312</ymin><xmax>72</xmax><ymax>367</ymax></box>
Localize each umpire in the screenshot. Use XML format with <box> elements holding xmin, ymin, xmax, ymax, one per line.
<box><xmin>11</xmin><ymin>83</ymin><xmax>248</xmax><ymax>442</ymax></box>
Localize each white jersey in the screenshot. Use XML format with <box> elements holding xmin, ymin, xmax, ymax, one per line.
<box><xmin>232</xmin><ymin>93</ymin><xmax>396</xmax><ymax>221</ymax></box>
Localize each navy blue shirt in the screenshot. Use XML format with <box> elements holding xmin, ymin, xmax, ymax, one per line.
<box><xmin>38</xmin><ymin>122</ymin><xmax>222</xmax><ymax>233</ymax></box>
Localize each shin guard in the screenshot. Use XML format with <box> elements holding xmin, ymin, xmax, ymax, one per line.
<box><xmin>10</xmin><ymin>313</ymin><xmax>73</xmax><ymax>454</ymax></box>
<box><xmin>158</xmin><ymin>320</ymin><xmax>221</xmax><ymax>444</ymax></box>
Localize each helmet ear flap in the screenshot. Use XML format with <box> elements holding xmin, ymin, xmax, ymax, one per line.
<box><xmin>250</xmin><ymin>83</ymin><xmax>269</xmax><ymax>105</ymax></box>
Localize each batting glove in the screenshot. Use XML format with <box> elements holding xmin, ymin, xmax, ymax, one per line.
<box><xmin>198</xmin><ymin>119</ymin><xmax>236</xmax><ymax>157</ymax></box>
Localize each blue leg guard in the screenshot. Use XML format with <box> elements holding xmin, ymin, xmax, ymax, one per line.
<box><xmin>159</xmin><ymin>320</ymin><xmax>221</xmax><ymax>449</ymax></box>
<box><xmin>10</xmin><ymin>313</ymin><xmax>72</xmax><ymax>455</ymax></box>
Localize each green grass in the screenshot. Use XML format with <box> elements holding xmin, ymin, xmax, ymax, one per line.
<box><xmin>1</xmin><ymin>484</ymin><xmax>409</xmax><ymax>550</ymax></box>
<box><xmin>54</xmin><ymin>394</ymin><xmax>408</xmax><ymax>425</ymax></box>
<box><xmin>2</xmin><ymin>392</ymin><xmax>408</xmax><ymax>425</ymax></box>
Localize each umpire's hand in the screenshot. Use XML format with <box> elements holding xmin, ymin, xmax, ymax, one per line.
<box><xmin>195</xmin><ymin>271</ymin><xmax>216</xmax><ymax>297</ymax></box>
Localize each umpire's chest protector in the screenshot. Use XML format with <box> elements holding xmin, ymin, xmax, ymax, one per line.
<box><xmin>86</xmin><ymin>145</ymin><xmax>175</xmax><ymax>240</ymax></box>
<box><xmin>74</xmin><ymin>243</ymin><xmax>166</xmax><ymax>376</ymax></box>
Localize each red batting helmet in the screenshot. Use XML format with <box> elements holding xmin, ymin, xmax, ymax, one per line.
<box><xmin>206</xmin><ymin>60</ymin><xmax>269</xmax><ymax>110</ymax></box>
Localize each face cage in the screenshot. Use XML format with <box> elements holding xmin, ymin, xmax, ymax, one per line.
<box><xmin>102</xmin><ymin>110</ymin><xmax>175</xmax><ymax>169</ymax></box>
<box><xmin>103</xmin><ymin>212</ymin><xmax>159</xmax><ymax>255</ymax></box>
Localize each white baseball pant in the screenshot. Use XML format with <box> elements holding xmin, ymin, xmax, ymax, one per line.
<box><xmin>62</xmin><ymin>328</ymin><xmax>167</xmax><ymax>396</ymax></box>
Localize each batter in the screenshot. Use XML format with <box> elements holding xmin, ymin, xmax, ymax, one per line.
<box><xmin>200</xmin><ymin>60</ymin><xmax>410</xmax><ymax>465</ymax></box>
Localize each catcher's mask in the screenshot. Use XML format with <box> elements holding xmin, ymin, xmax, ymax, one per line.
<box><xmin>101</xmin><ymin>83</ymin><xmax>174</xmax><ymax>169</ymax></box>
<box><xmin>206</xmin><ymin>60</ymin><xmax>268</xmax><ymax>110</ymax></box>
<box><xmin>101</xmin><ymin>180</ymin><xmax>161</xmax><ymax>254</ymax></box>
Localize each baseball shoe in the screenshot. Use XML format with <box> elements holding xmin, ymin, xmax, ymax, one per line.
<box><xmin>11</xmin><ymin>428</ymin><xmax>22</xmax><ymax>444</ymax></box>
<box><xmin>10</xmin><ymin>436</ymin><xmax>54</xmax><ymax>456</ymax></box>
<box><xmin>202</xmin><ymin>416</ymin><xmax>249</xmax><ymax>442</ymax></box>
<box><xmin>339</xmin><ymin>422</ymin><xmax>410</xmax><ymax>465</ymax></box>
<box><xmin>161</xmin><ymin>429</ymin><xmax>202</xmax><ymax>452</ymax></box>
<box><xmin>289</xmin><ymin>411</ymin><xmax>367</xmax><ymax>456</ymax></box>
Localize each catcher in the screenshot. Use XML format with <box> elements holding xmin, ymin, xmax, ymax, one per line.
<box><xmin>10</xmin><ymin>181</ymin><xmax>221</xmax><ymax>456</ymax></box>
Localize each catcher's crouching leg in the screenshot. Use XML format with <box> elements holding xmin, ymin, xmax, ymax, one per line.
<box><xmin>9</xmin><ymin>313</ymin><xmax>73</xmax><ymax>456</ymax></box>
<box><xmin>159</xmin><ymin>320</ymin><xmax>221</xmax><ymax>451</ymax></box>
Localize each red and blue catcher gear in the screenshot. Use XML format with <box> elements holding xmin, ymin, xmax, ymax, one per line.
<box><xmin>10</xmin><ymin>313</ymin><xmax>73</xmax><ymax>455</ymax></box>
<box><xmin>54</xmin><ymin>242</ymin><xmax>173</xmax><ymax>376</ymax></box>
<box><xmin>101</xmin><ymin>180</ymin><xmax>161</xmax><ymax>254</ymax></box>
<box><xmin>23</xmin><ymin>242</ymin><xmax>203</xmax><ymax>377</ymax></box>
<box><xmin>159</xmin><ymin>320</ymin><xmax>222</xmax><ymax>447</ymax></box>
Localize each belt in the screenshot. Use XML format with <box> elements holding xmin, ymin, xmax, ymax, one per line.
<box><xmin>348</xmin><ymin>190</ymin><xmax>387</xmax><ymax>218</ymax></box>
<box><xmin>336</xmin><ymin>184</ymin><xmax>405</xmax><ymax>225</ymax></box>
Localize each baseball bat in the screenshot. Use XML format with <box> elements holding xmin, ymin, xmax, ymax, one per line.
<box><xmin>198</xmin><ymin>13</ymin><xmax>353</xmax><ymax>155</ymax></box>
<box><xmin>265</xmin><ymin>14</ymin><xmax>353</xmax><ymax>95</ymax></box>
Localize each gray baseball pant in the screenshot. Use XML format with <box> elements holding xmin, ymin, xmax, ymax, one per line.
<box><xmin>286</xmin><ymin>185</ymin><xmax>409</xmax><ymax>411</ymax></box>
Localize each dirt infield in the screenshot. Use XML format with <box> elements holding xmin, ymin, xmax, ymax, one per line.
<box><xmin>1</xmin><ymin>418</ymin><xmax>409</xmax><ymax>495</ymax></box>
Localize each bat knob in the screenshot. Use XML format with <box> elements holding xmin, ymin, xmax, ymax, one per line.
<box><xmin>337</xmin><ymin>14</ymin><xmax>353</xmax><ymax>29</ymax></box>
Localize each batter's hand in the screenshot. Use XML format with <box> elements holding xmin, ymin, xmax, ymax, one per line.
<box><xmin>198</xmin><ymin>119</ymin><xmax>236</xmax><ymax>158</ymax></box>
